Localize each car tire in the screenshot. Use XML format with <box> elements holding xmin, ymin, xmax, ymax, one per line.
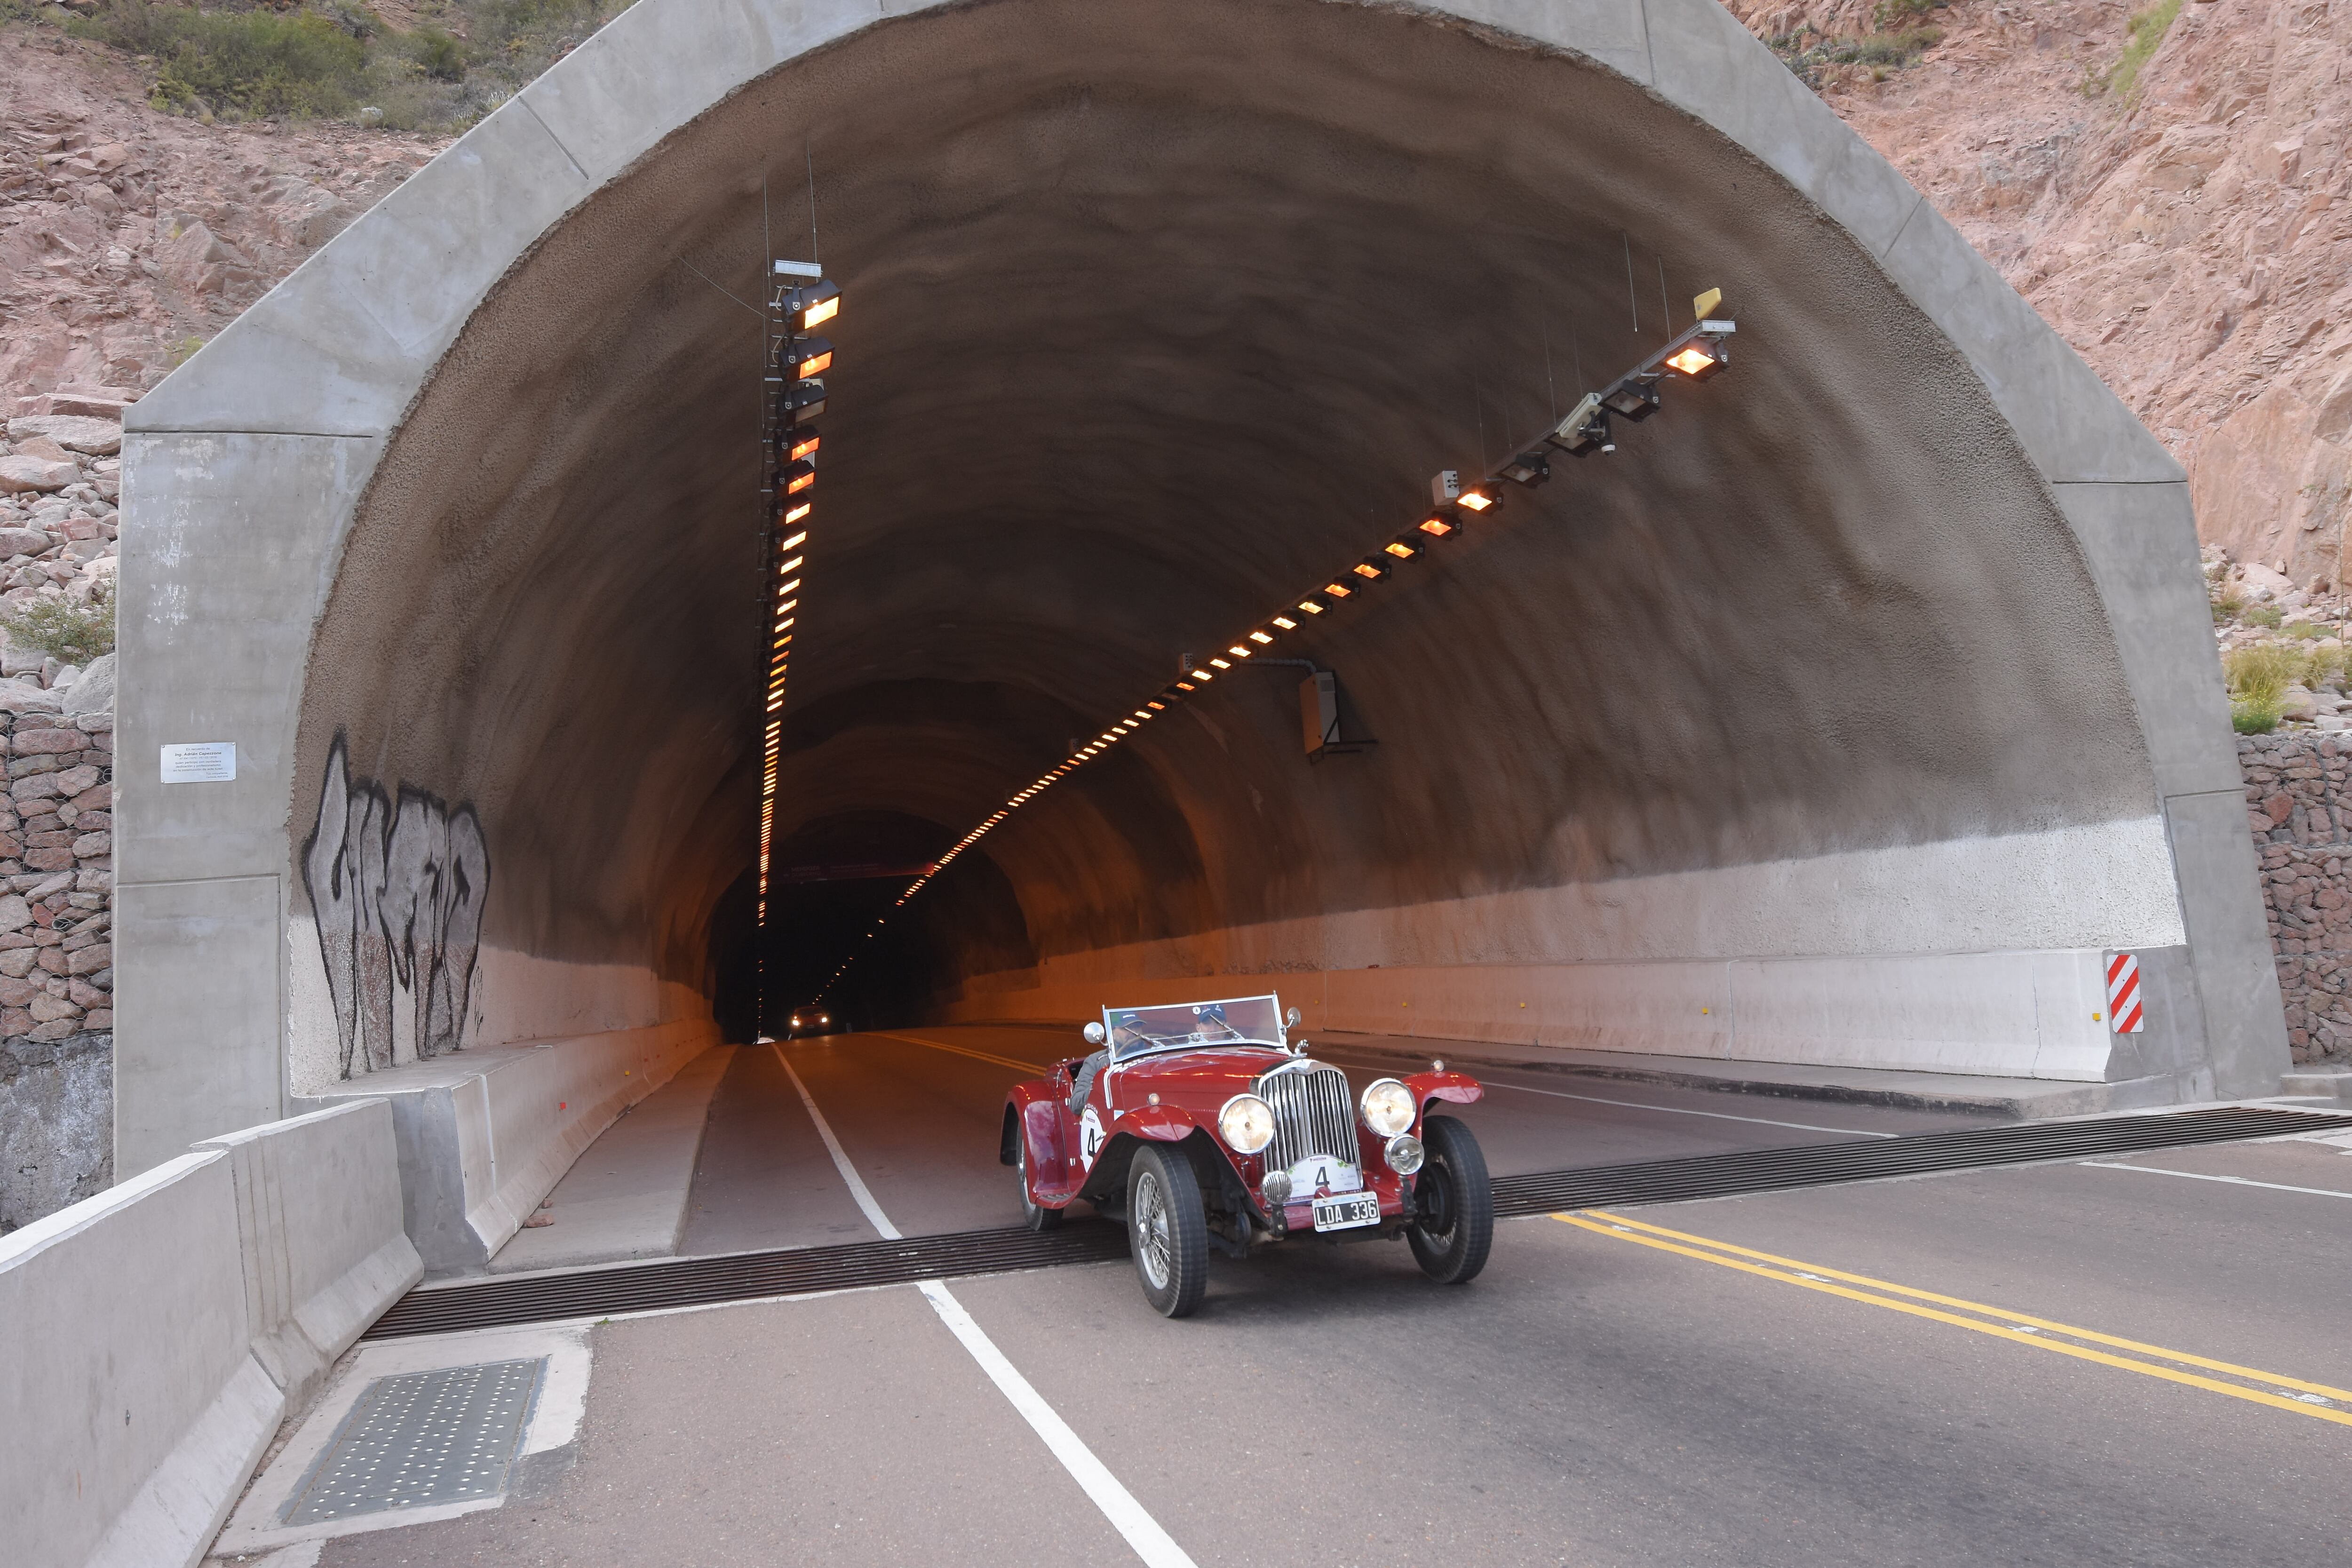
<box><xmin>1407</xmin><ymin>1115</ymin><xmax>1493</xmax><ymax>1285</ymax></box>
<box><xmin>1016</xmin><ymin>1132</ymin><xmax>1063</xmax><ymax>1233</ymax></box>
<box><xmin>1127</xmin><ymin>1143</ymin><xmax>1209</xmax><ymax>1318</ymax></box>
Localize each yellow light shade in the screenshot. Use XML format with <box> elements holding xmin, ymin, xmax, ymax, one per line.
<box><xmin>1692</xmin><ymin>287</ymin><xmax>1723</xmax><ymax>319</ymax></box>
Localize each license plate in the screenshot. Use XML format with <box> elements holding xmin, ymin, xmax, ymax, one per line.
<box><xmin>1310</xmin><ymin>1192</ymin><xmax>1381</xmax><ymax>1232</ymax></box>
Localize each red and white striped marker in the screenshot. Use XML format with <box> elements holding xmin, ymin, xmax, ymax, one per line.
<box><xmin>2106</xmin><ymin>952</ymin><xmax>2145</xmax><ymax>1034</ymax></box>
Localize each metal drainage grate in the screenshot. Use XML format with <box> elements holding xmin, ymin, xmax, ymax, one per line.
<box><xmin>365</xmin><ymin>1104</ymin><xmax>2352</xmax><ymax>1337</ymax></box>
<box><xmin>283</xmin><ymin>1358</ymin><xmax>543</xmax><ymax>1525</ymax></box>
<box><xmin>1489</xmin><ymin>1103</ymin><xmax>2352</xmax><ymax>1217</ymax></box>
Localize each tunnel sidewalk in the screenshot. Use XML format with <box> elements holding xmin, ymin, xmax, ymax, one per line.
<box><xmin>1311</xmin><ymin>1029</ymin><xmax>2182</xmax><ymax>1119</ymax></box>
<box><xmin>486</xmin><ymin>1044</ymin><xmax>730</xmax><ymax>1273</ymax></box>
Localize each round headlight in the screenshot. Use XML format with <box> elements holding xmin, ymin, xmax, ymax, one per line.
<box><xmin>1385</xmin><ymin>1133</ymin><xmax>1425</xmax><ymax>1175</ymax></box>
<box><xmin>1261</xmin><ymin>1169</ymin><xmax>1293</xmax><ymax>1206</ymax></box>
<box><xmin>1360</xmin><ymin>1078</ymin><xmax>1416</xmax><ymax>1137</ymax></box>
<box><xmin>1218</xmin><ymin>1093</ymin><xmax>1276</xmax><ymax>1154</ymax></box>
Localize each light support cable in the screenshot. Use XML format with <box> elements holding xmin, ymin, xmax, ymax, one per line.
<box><xmin>811</xmin><ymin>299</ymin><xmax>1735</xmax><ymax>1007</ymax></box>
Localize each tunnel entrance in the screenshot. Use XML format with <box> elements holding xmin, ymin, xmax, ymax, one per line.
<box><xmin>115</xmin><ymin>0</ymin><xmax>2284</xmax><ymax>1187</ymax></box>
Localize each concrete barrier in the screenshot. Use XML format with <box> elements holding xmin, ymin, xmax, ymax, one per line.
<box><xmin>0</xmin><ymin>1100</ymin><xmax>420</xmax><ymax>1568</ymax></box>
<box><xmin>302</xmin><ymin>1019</ymin><xmax>718</xmax><ymax>1274</ymax></box>
<box><xmin>195</xmin><ymin>1100</ymin><xmax>424</xmax><ymax>1409</ymax></box>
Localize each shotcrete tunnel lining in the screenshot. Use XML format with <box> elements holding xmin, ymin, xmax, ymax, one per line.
<box><xmin>114</xmin><ymin>0</ymin><xmax>2286</xmax><ymax>1178</ymax></box>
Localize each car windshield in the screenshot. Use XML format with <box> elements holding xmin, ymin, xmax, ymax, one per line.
<box><xmin>1102</xmin><ymin>995</ymin><xmax>1285</xmax><ymax>1060</ymax></box>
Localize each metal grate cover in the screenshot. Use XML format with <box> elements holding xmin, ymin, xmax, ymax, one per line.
<box><xmin>365</xmin><ymin>1104</ymin><xmax>2352</xmax><ymax>1338</ymax></box>
<box><xmin>283</xmin><ymin>1358</ymin><xmax>543</xmax><ymax>1525</ymax></box>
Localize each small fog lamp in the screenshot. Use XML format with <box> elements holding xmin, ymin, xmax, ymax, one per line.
<box><xmin>1360</xmin><ymin>1077</ymin><xmax>1415</xmax><ymax>1137</ymax></box>
<box><xmin>1220</xmin><ymin>1093</ymin><xmax>1277</xmax><ymax>1155</ymax></box>
<box><xmin>1384</xmin><ymin>1133</ymin><xmax>1425</xmax><ymax>1175</ymax></box>
<box><xmin>1261</xmin><ymin>1168</ymin><xmax>1294</xmax><ymax>1207</ymax></box>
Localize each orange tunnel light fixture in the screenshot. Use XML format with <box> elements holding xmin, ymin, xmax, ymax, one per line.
<box><xmin>787</xmin><ymin>430</ymin><xmax>820</xmax><ymax>463</ymax></box>
<box><xmin>779</xmin><ymin>530</ymin><xmax>808</xmax><ymax>551</ymax></box>
<box><xmin>1248</xmin><ymin>630</ymin><xmax>1274</xmax><ymax>645</ymax></box>
<box><xmin>1383</xmin><ymin>540</ymin><xmax>1418</xmax><ymax>560</ymax></box>
<box><xmin>1296</xmin><ymin>600</ymin><xmax>1325</xmax><ymax>615</ymax></box>
<box><xmin>1351</xmin><ymin>559</ymin><xmax>1389</xmax><ymax>581</ymax></box>
<box><xmin>784</xmin><ymin>501</ymin><xmax>811</xmax><ymax>524</ymax></box>
<box><xmin>1271</xmin><ymin>615</ymin><xmax>1298</xmax><ymax>630</ymax></box>
<box><xmin>1455</xmin><ymin>484</ymin><xmax>1496</xmax><ymax>512</ymax></box>
<box><xmin>1417</xmin><ymin>515</ymin><xmax>1457</xmax><ymax>538</ymax></box>
<box><xmin>1322</xmin><ymin>581</ymin><xmax>1354</xmax><ymax>598</ymax></box>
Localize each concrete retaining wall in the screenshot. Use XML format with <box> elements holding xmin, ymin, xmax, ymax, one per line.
<box><xmin>0</xmin><ymin>1098</ymin><xmax>417</xmax><ymax>1568</ymax></box>
<box><xmin>943</xmin><ymin>946</ymin><xmax>2198</xmax><ymax>1083</ymax></box>
<box><xmin>302</xmin><ymin>1018</ymin><xmax>716</xmax><ymax>1274</ymax></box>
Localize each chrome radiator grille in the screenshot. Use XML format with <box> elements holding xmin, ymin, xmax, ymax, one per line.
<box><xmin>1255</xmin><ymin>1063</ymin><xmax>1357</xmax><ymax>1170</ymax></box>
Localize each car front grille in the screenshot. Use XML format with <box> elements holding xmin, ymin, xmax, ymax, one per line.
<box><xmin>1255</xmin><ymin>1062</ymin><xmax>1357</xmax><ymax>1171</ymax></box>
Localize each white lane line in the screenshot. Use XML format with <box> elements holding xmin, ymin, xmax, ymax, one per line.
<box><xmin>772</xmin><ymin>1044</ymin><xmax>1195</xmax><ymax>1568</ymax></box>
<box><xmin>2081</xmin><ymin>1160</ymin><xmax>2352</xmax><ymax>1200</ymax></box>
<box><xmin>1319</xmin><ymin>1052</ymin><xmax>1899</xmax><ymax>1138</ymax></box>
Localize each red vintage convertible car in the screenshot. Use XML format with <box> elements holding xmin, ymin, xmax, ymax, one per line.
<box><xmin>1001</xmin><ymin>994</ymin><xmax>1492</xmax><ymax>1316</ymax></box>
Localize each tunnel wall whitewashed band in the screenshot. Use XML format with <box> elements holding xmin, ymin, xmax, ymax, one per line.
<box><xmin>115</xmin><ymin>0</ymin><xmax>2288</xmax><ymax>1178</ymax></box>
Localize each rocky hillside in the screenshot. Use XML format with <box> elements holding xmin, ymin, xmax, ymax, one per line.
<box><xmin>1730</xmin><ymin>0</ymin><xmax>2352</xmax><ymax>588</ymax></box>
<box><xmin>0</xmin><ymin>21</ymin><xmax>444</xmax><ymax>397</ymax></box>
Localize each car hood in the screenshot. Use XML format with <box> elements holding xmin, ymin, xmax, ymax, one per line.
<box><xmin>1105</xmin><ymin>1045</ymin><xmax>1291</xmax><ymax>1117</ymax></box>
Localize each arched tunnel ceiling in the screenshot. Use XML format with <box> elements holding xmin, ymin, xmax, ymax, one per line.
<box><xmin>292</xmin><ymin>0</ymin><xmax>2153</xmax><ymax>1009</ymax></box>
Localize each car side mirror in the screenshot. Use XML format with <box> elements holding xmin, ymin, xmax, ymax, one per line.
<box><xmin>1285</xmin><ymin>1006</ymin><xmax>1302</xmax><ymax>1028</ymax></box>
<box><xmin>1082</xmin><ymin>1021</ymin><xmax>1106</xmax><ymax>1046</ymax></box>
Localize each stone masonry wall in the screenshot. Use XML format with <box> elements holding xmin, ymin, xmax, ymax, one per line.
<box><xmin>2239</xmin><ymin>733</ymin><xmax>2352</xmax><ymax>1066</ymax></box>
<box><xmin>0</xmin><ymin>394</ymin><xmax>120</xmax><ymax>1232</ymax></box>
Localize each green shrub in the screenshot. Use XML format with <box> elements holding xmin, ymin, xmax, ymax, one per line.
<box><xmin>2284</xmin><ymin>620</ymin><xmax>2327</xmax><ymax>640</ymax></box>
<box><xmin>72</xmin><ymin>1</ymin><xmax>367</xmax><ymax>120</ymax></box>
<box><xmin>2247</xmin><ymin>604</ymin><xmax>2285</xmax><ymax>629</ymax></box>
<box><xmin>2303</xmin><ymin>645</ymin><xmax>2347</xmax><ymax>689</ymax></box>
<box><xmin>2210</xmin><ymin>584</ymin><xmax>2246</xmax><ymax>623</ymax></box>
<box><xmin>1872</xmin><ymin>0</ymin><xmax>1944</xmax><ymax>26</ymax></box>
<box><xmin>2226</xmin><ymin>645</ymin><xmax>2297</xmax><ymax>702</ymax></box>
<box><xmin>2233</xmin><ymin>703</ymin><xmax>2282</xmax><ymax>734</ymax></box>
<box><xmin>2097</xmin><ymin>0</ymin><xmax>2184</xmax><ymax>101</ymax></box>
<box><xmin>1</xmin><ymin>583</ymin><xmax>114</xmax><ymax>667</ymax></box>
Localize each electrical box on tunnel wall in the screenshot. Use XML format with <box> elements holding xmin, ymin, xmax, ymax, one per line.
<box><xmin>1302</xmin><ymin>671</ymin><xmax>1375</xmax><ymax>761</ymax></box>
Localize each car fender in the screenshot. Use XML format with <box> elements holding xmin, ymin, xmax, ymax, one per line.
<box><xmin>1074</xmin><ymin>1106</ymin><xmax>1213</xmax><ymax>1208</ymax></box>
<box><xmin>1002</xmin><ymin>1080</ymin><xmax>1072</xmax><ymax>1194</ymax></box>
<box><xmin>1405</xmin><ymin>1069</ymin><xmax>1484</xmax><ymax>1123</ymax></box>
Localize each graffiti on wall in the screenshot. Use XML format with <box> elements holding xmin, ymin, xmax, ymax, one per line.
<box><xmin>301</xmin><ymin>734</ymin><xmax>491</xmax><ymax>1079</ymax></box>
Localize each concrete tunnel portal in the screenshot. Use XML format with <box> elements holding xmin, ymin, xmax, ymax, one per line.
<box><xmin>113</xmin><ymin>0</ymin><xmax>2289</xmax><ymax>1194</ymax></box>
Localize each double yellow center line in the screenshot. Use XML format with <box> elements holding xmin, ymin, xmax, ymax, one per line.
<box><xmin>1561</xmin><ymin>1210</ymin><xmax>2352</xmax><ymax>1428</ymax></box>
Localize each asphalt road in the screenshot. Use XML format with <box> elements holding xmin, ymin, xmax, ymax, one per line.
<box><xmin>318</xmin><ymin>1027</ymin><xmax>2352</xmax><ymax>1568</ymax></box>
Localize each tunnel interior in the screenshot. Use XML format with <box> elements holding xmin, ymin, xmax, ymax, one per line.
<box><xmin>285</xmin><ymin>0</ymin><xmax>2169</xmax><ymax>1083</ymax></box>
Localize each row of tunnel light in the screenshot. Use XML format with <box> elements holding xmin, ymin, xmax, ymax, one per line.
<box><xmin>812</xmin><ymin>295</ymin><xmax>1736</xmax><ymax>1004</ymax></box>
<box><xmin>756</xmin><ymin>263</ymin><xmax>842</xmax><ymax>933</ymax></box>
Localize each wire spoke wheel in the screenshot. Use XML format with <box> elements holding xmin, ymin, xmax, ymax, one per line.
<box><xmin>1126</xmin><ymin>1143</ymin><xmax>1208</xmax><ymax>1316</ymax></box>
